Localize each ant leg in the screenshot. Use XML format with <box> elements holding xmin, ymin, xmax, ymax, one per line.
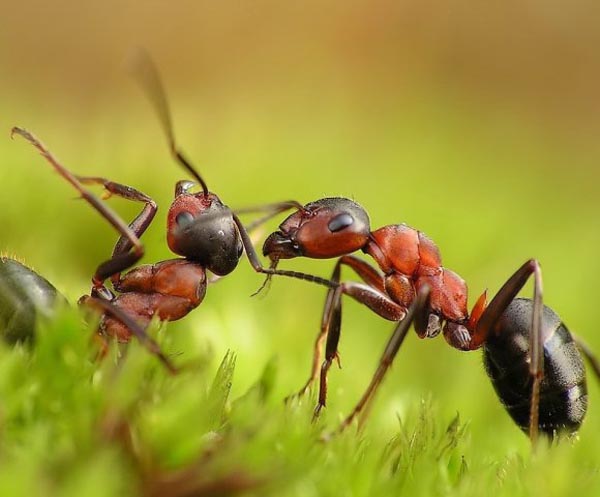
<box><xmin>331</xmin><ymin>255</ymin><xmax>386</xmax><ymax>293</ymax></box>
<box><xmin>83</xmin><ymin>296</ymin><xmax>177</xmax><ymax>374</ymax></box>
<box><xmin>11</xmin><ymin>128</ymin><xmax>175</xmax><ymax>368</ymax></box>
<box><xmin>288</xmin><ymin>256</ymin><xmax>386</xmax><ymax>402</ymax></box>
<box><xmin>11</xmin><ymin>128</ymin><xmax>147</xmax><ymax>292</ymax></box>
<box><xmin>330</xmin><ymin>286</ymin><xmax>431</xmax><ymax>436</ymax></box>
<box><xmin>312</xmin><ymin>284</ymin><xmax>343</xmax><ymax>419</ymax></box>
<box><xmin>573</xmin><ymin>335</ymin><xmax>600</xmax><ymax>381</ymax></box>
<box><xmin>313</xmin><ymin>279</ymin><xmax>407</xmax><ymax>418</ymax></box>
<box><xmin>234</xmin><ymin>215</ymin><xmax>408</xmax><ymax>410</ymax></box>
<box><xmin>235</xmin><ymin>220</ymin><xmax>412</xmax><ymax>417</ymax></box>
<box><xmin>286</xmin><ymin>264</ymin><xmax>342</xmax><ymax>405</ymax></box>
<box><xmin>77</xmin><ymin>177</ymin><xmax>157</xmax><ymax>286</ymax></box>
<box><xmin>471</xmin><ymin>259</ymin><xmax>543</xmax><ymax>446</ymax></box>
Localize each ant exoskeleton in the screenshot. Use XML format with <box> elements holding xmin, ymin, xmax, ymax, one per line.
<box><xmin>9</xmin><ymin>53</ymin><xmax>306</xmax><ymax>371</ymax></box>
<box><xmin>261</xmin><ymin>197</ymin><xmax>600</xmax><ymax>444</ymax></box>
<box><xmin>0</xmin><ymin>257</ymin><xmax>66</xmax><ymax>344</ymax></box>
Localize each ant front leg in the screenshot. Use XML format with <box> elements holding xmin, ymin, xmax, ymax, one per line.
<box><xmin>11</xmin><ymin>128</ymin><xmax>148</xmax><ymax>293</ymax></box>
<box><xmin>240</xmin><ymin>246</ymin><xmax>405</xmax><ymax>417</ymax></box>
<box><xmin>313</xmin><ymin>263</ymin><xmax>407</xmax><ymax>419</ymax></box>
<box><xmin>327</xmin><ymin>286</ymin><xmax>431</xmax><ymax>437</ymax></box>
<box><xmin>286</xmin><ymin>255</ymin><xmax>386</xmax><ymax>403</ymax></box>
<box><xmin>11</xmin><ymin>127</ymin><xmax>170</xmax><ymax>369</ymax></box>
<box><xmin>77</xmin><ymin>177</ymin><xmax>157</xmax><ymax>291</ymax></box>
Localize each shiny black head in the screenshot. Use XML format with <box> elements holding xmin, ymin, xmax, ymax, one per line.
<box><xmin>167</xmin><ymin>193</ymin><xmax>243</xmax><ymax>276</ymax></box>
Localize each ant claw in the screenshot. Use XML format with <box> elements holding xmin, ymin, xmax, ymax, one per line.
<box><xmin>335</xmin><ymin>353</ymin><xmax>342</xmax><ymax>369</ymax></box>
<box><xmin>312</xmin><ymin>403</ymin><xmax>325</xmax><ymax>423</ymax></box>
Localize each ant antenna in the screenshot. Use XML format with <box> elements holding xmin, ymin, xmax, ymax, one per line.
<box><xmin>128</xmin><ymin>49</ymin><xmax>209</xmax><ymax>196</ymax></box>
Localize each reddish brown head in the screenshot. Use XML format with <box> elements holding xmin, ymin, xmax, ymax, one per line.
<box><xmin>167</xmin><ymin>192</ymin><xmax>242</xmax><ymax>276</ymax></box>
<box><xmin>263</xmin><ymin>197</ymin><xmax>370</xmax><ymax>260</ymax></box>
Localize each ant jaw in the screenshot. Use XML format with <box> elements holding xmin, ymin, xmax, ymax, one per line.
<box><xmin>262</xmin><ymin>231</ymin><xmax>302</xmax><ymax>260</ymax></box>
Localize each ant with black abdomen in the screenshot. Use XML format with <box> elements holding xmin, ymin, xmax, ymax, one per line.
<box><xmin>261</xmin><ymin>196</ymin><xmax>600</xmax><ymax>444</ymax></box>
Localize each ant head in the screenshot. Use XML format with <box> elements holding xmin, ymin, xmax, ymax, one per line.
<box><xmin>263</xmin><ymin>197</ymin><xmax>370</xmax><ymax>260</ymax></box>
<box><xmin>167</xmin><ymin>192</ymin><xmax>242</xmax><ymax>276</ymax></box>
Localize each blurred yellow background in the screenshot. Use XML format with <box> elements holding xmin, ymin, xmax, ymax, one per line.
<box><xmin>2</xmin><ymin>0</ymin><xmax>600</xmax><ymax>451</ymax></box>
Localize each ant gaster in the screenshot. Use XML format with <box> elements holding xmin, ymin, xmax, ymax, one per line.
<box><xmin>10</xmin><ymin>52</ymin><xmax>305</xmax><ymax>371</ymax></box>
<box><xmin>262</xmin><ymin>197</ymin><xmax>600</xmax><ymax>444</ymax></box>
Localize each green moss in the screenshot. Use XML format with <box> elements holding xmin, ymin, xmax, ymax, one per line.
<box><xmin>0</xmin><ymin>308</ymin><xmax>598</xmax><ymax>497</ymax></box>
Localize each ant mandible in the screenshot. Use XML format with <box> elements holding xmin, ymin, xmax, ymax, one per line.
<box><xmin>10</xmin><ymin>52</ymin><xmax>304</xmax><ymax>371</ymax></box>
<box><xmin>261</xmin><ymin>197</ymin><xmax>600</xmax><ymax>444</ymax></box>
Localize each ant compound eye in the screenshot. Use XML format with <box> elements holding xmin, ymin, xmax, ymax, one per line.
<box><xmin>328</xmin><ymin>213</ymin><xmax>354</xmax><ymax>233</ymax></box>
<box><xmin>176</xmin><ymin>211</ymin><xmax>194</xmax><ymax>228</ymax></box>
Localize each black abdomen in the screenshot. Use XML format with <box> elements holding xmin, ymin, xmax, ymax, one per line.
<box><xmin>483</xmin><ymin>298</ymin><xmax>587</xmax><ymax>436</ymax></box>
<box><xmin>0</xmin><ymin>258</ymin><xmax>64</xmax><ymax>344</ymax></box>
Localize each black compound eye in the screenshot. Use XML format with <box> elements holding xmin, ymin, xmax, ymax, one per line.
<box><xmin>328</xmin><ymin>213</ymin><xmax>354</xmax><ymax>233</ymax></box>
<box><xmin>176</xmin><ymin>211</ymin><xmax>194</xmax><ymax>228</ymax></box>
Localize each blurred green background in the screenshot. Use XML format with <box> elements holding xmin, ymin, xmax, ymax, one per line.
<box><xmin>2</xmin><ymin>0</ymin><xmax>600</xmax><ymax>456</ymax></box>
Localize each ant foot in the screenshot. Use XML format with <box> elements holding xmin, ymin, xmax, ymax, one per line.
<box><xmin>312</xmin><ymin>402</ymin><xmax>325</xmax><ymax>423</ymax></box>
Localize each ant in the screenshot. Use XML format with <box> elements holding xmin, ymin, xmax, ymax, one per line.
<box><xmin>9</xmin><ymin>52</ymin><xmax>308</xmax><ymax>371</ymax></box>
<box><xmin>261</xmin><ymin>197</ymin><xmax>600</xmax><ymax>444</ymax></box>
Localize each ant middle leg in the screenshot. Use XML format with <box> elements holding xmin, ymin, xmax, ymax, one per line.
<box><xmin>312</xmin><ymin>272</ymin><xmax>407</xmax><ymax>419</ymax></box>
